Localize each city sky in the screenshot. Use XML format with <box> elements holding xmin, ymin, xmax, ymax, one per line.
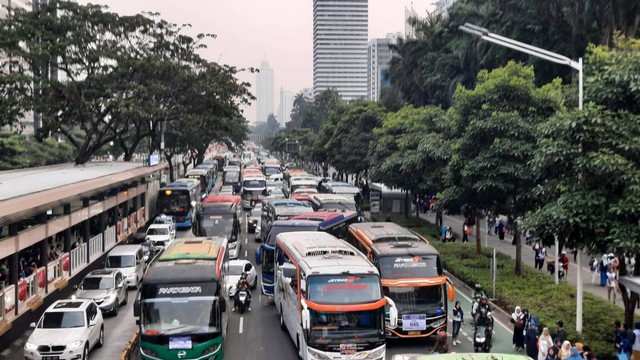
<box><xmin>79</xmin><ymin>0</ymin><xmax>434</xmax><ymax>124</ymax></box>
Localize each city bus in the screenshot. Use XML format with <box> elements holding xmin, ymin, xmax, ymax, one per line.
<box><xmin>134</xmin><ymin>237</ymin><xmax>229</xmax><ymax>360</ymax></box>
<box><xmin>194</xmin><ymin>195</ymin><xmax>242</xmax><ymax>259</ymax></box>
<box><xmin>240</xmin><ymin>174</ymin><xmax>267</xmax><ymax>210</ymax></box>
<box><xmin>157</xmin><ymin>179</ymin><xmax>201</xmax><ymax>229</ymax></box>
<box><xmin>262</xmin><ymin>161</ymin><xmax>281</xmax><ymax>177</ymax></box>
<box><xmin>346</xmin><ymin>222</ymin><xmax>455</xmax><ymax>339</ymax></box>
<box><xmin>255</xmin><ymin>210</ymin><xmax>359</xmax><ymax>296</ymax></box>
<box><xmin>309</xmin><ymin>193</ymin><xmax>358</xmax><ymax>212</ymax></box>
<box><xmin>222</xmin><ymin>166</ymin><xmax>241</xmax><ymax>194</ymax></box>
<box><xmin>274</xmin><ymin>231</ymin><xmax>398</xmax><ymax>360</ymax></box>
<box><xmin>185</xmin><ymin>168</ymin><xmax>212</xmax><ymax>198</ymax></box>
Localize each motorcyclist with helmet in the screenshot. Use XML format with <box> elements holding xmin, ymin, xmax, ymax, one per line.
<box><xmin>233</xmin><ymin>272</ymin><xmax>252</xmax><ymax>312</ymax></box>
<box><xmin>474</xmin><ymin>296</ymin><xmax>493</xmax><ymax>326</ymax></box>
<box><xmin>472</xmin><ymin>283</ymin><xmax>486</xmax><ymax>299</ymax></box>
<box><xmin>471</xmin><ymin>284</ymin><xmax>487</xmax><ymax>323</ymax></box>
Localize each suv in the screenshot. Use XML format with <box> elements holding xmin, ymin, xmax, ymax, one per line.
<box><xmin>24</xmin><ymin>298</ymin><xmax>104</xmax><ymax>360</ymax></box>
<box><xmin>153</xmin><ymin>214</ymin><xmax>176</xmax><ymax>238</ymax></box>
<box><xmin>146</xmin><ymin>223</ymin><xmax>174</xmax><ymax>251</ymax></box>
<box><xmin>74</xmin><ymin>269</ymin><xmax>128</xmax><ymax>316</ymax></box>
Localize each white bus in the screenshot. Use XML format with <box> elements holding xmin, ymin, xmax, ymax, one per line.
<box><xmin>274</xmin><ymin>231</ymin><xmax>398</xmax><ymax>360</ymax></box>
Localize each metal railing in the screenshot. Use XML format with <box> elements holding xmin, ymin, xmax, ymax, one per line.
<box><xmin>105</xmin><ymin>225</ymin><xmax>116</xmax><ymax>250</ymax></box>
<box><xmin>89</xmin><ymin>234</ymin><xmax>104</xmax><ymax>262</ymax></box>
<box><xmin>17</xmin><ymin>272</ymin><xmax>38</xmax><ymax>312</ymax></box>
<box><xmin>2</xmin><ymin>285</ymin><xmax>15</xmax><ymax>319</ymax></box>
<box><xmin>70</xmin><ymin>243</ymin><xmax>88</xmax><ymax>273</ymax></box>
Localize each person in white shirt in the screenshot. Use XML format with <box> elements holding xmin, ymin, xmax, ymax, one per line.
<box><xmin>606</xmin><ymin>266</ymin><xmax>619</xmax><ymax>304</ymax></box>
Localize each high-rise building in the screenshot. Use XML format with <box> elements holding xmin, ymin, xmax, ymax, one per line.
<box><xmin>277</xmin><ymin>87</ymin><xmax>295</xmax><ymax>127</ymax></box>
<box><xmin>313</xmin><ymin>0</ymin><xmax>368</xmax><ymax>101</ymax></box>
<box><xmin>256</xmin><ymin>59</ymin><xmax>274</xmax><ymax>124</ymax></box>
<box><xmin>404</xmin><ymin>5</ymin><xmax>419</xmax><ymax>39</ymax></box>
<box><xmin>301</xmin><ymin>88</ymin><xmax>314</xmax><ymax>100</ymax></box>
<box><xmin>433</xmin><ymin>0</ymin><xmax>458</xmax><ymax>17</ymax></box>
<box><xmin>367</xmin><ymin>34</ymin><xmax>399</xmax><ymax>101</ymax></box>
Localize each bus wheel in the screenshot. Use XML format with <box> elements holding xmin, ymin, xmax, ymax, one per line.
<box><xmin>280</xmin><ymin>307</ymin><xmax>286</xmax><ymax>331</ymax></box>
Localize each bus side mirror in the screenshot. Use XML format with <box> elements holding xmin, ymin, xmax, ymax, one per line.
<box><xmin>447</xmin><ymin>282</ymin><xmax>455</xmax><ymax>302</ymax></box>
<box><xmin>255</xmin><ymin>248</ymin><xmax>261</xmax><ymax>264</ymax></box>
<box><xmin>300</xmin><ymin>299</ymin><xmax>310</xmax><ymax>330</ymax></box>
<box><xmin>385</xmin><ymin>296</ymin><xmax>398</xmax><ymax>327</ymax></box>
<box><xmin>134</xmin><ymin>299</ymin><xmax>141</xmax><ymax>317</ymax></box>
<box><xmin>191</xmin><ymin>201</ymin><xmax>197</xmax><ymax>208</ymax></box>
<box><xmin>300</xmin><ymin>279</ymin><xmax>306</xmax><ymax>293</ymax></box>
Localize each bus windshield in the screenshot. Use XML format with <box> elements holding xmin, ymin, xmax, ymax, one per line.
<box><xmin>383</xmin><ymin>285</ymin><xmax>444</xmax><ymax>315</ymax></box>
<box><xmin>158</xmin><ymin>192</ymin><xmax>190</xmax><ymax>215</ymax></box>
<box><xmin>378</xmin><ymin>255</ymin><xmax>443</xmax><ymax>279</ymax></box>
<box><xmin>224</xmin><ymin>172</ymin><xmax>240</xmax><ymax>183</ymax></box>
<box><xmin>243</xmin><ymin>180</ymin><xmax>266</xmax><ymax>189</ymax></box>
<box><xmin>309</xmin><ymin>309</ymin><xmax>383</xmax><ymax>345</ymax></box>
<box><xmin>201</xmin><ymin>216</ymin><xmax>234</xmax><ymax>240</ymax></box>
<box><xmin>307</xmin><ymin>275</ymin><xmax>381</xmax><ymax>304</ymax></box>
<box><xmin>264</xmin><ymin>166</ymin><xmax>280</xmax><ymax>177</ymax></box>
<box><xmin>319</xmin><ymin>202</ymin><xmax>357</xmax><ymax>211</ymax></box>
<box><xmin>141</xmin><ymin>296</ymin><xmax>221</xmax><ymax>336</ymax></box>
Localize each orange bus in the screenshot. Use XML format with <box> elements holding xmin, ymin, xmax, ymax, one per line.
<box><xmin>346</xmin><ymin>222</ymin><xmax>455</xmax><ymax>339</ymax></box>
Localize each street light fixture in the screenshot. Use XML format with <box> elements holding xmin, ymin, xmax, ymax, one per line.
<box><xmin>459</xmin><ymin>23</ymin><xmax>584</xmax><ymax>334</ymax></box>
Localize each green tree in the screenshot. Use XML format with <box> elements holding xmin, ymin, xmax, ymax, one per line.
<box><xmin>0</xmin><ymin>131</ymin><xmax>74</xmax><ymax>170</ymax></box>
<box><xmin>442</xmin><ymin>62</ymin><xmax>563</xmax><ymax>268</ymax></box>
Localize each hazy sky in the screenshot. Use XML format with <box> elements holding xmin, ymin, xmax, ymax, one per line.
<box><xmin>79</xmin><ymin>0</ymin><xmax>434</xmax><ymax>123</ymax></box>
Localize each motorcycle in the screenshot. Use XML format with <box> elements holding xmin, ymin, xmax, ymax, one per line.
<box><xmin>474</xmin><ymin>324</ymin><xmax>492</xmax><ymax>353</ymax></box>
<box><xmin>236</xmin><ymin>289</ymin><xmax>250</xmax><ymax>314</ymax></box>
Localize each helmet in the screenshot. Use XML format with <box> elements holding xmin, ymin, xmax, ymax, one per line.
<box><xmin>480</xmin><ymin>308</ymin><xmax>487</xmax><ymax>317</ymax></box>
<box><xmin>561</xmin><ymin>250</ymin><xmax>566</xmax><ymax>255</ymax></box>
<box><xmin>240</xmin><ymin>272</ymin><xmax>248</xmax><ymax>280</ymax></box>
<box><xmin>481</xmin><ymin>295</ymin><xmax>488</xmax><ymax>302</ymax></box>
<box><xmin>475</xmin><ymin>283</ymin><xmax>482</xmax><ymax>291</ymax></box>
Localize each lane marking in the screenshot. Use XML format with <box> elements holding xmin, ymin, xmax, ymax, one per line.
<box><xmin>239</xmin><ymin>317</ymin><xmax>244</xmax><ymax>334</ymax></box>
<box><xmin>245</xmin><ymin>238</ymin><xmax>248</xmax><ymax>244</ymax></box>
<box><xmin>244</xmin><ymin>250</ymin><xmax>248</xmax><ymax>258</ymax></box>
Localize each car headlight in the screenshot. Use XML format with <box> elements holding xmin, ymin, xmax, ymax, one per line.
<box><xmin>127</xmin><ymin>273</ymin><xmax>136</xmax><ymax>278</ymax></box>
<box><xmin>202</xmin><ymin>342</ymin><xmax>222</xmax><ymax>355</ymax></box>
<box><xmin>25</xmin><ymin>342</ymin><xmax>38</xmax><ymax>350</ymax></box>
<box><xmin>66</xmin><ymin>340</ymin><xmax>84</xmax><ymax>349</ymax></box>
<box><xmin>307</xmin><ymin>347</ymin><xmax>330</xmax><ymax>360</ymax></box>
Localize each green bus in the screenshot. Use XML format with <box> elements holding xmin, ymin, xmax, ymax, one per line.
<box><xmin>134</xmin><ymin>237</ymin><xmax>229</xmax><ymax>360</ymax></box>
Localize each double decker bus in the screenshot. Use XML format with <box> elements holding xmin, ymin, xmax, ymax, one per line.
<box><xmin>346</xmin><ymin>222</ymin><xmax>455</xmax><ymax>339</ymax></box>
<box><xmin>134</xmin><ymin>237</ymin><xmax>229</xmax><ymax>360</ymax></box>
<box><xmin>255</xmin><ymin>210</ymin><xmax>359</xmax><ymax>296</ymax></box>
<box><xmin>274</xmin><ymin>231</ymin><xmax>398</xmax><ymax>360</ymax></box>
<box><xmin>157</xmin><ymin>179</ymin><xmax>201</xmax><ymax>229</ymax></box>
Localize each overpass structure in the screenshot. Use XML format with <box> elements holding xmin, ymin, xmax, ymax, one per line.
<box><xmin>0</xmin><ymin>162</ymin><xmax>163</xmax><ymax>339</ymax></box>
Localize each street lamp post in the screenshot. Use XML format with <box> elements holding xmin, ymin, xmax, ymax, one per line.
<box><xmin>459</xmin><ymin>23</ymin><xmax>584</xmax><ymax>334</ymax></box>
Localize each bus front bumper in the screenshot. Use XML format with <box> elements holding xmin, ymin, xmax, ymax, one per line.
<box><xmin>307</xmin><ymin>344</ymin><xmax>385</xmax><ymax>360</ymax></box>
<box><xmin>385</xmin><ymin>315</ymin><xmax>447</xmax><ymax>338</ymax></box>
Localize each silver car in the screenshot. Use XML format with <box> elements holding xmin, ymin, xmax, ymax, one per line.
<box><xmin>247</xmin><ymin>205</ymin><xmax>261</xmax><ymax>233</ymax></box>
<box><xmin>74</xmin><ymin>269</ymin><xmax>128</xmax><ymax>316</ymax></box>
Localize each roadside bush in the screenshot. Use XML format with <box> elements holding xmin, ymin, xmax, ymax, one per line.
<box><xmin>371</xmin><ymin>213</ymin><xmax>630</xmax><ymax>359</ymax></box>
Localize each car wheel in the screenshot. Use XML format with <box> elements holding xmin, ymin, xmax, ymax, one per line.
<box><xmin>251</xmin><ymin>278</ymin><xmax>257</xmax><ymax>290</ymax></box>
<box><xmin>83</xmin><ymin>344</ymin><xmax>90</xmax><ymax>360</ymax></box>
<box><xmin>122</xmin><ymin>289</ymin><xmax>128</xmax><ymax>305</ymax></box>
<box><xmin>113</xmin><ymin>300</ymin><xmax>119</xmax><ymax>316</ymax></box>
<box><xmin>96</xmin><ymin>326</ymin><xmax>104</xmax><ymax>348</ymax></box>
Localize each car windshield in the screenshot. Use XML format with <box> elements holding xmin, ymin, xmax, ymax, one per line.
<box><xmin>147</xmin><ymin>227</ymin><xmax>169</xmax><ymax>236</ymax></box>
<box><xmin>228</xmin><ymin>264</ymin><xmax>244</xmax><ymax>275</ymax></box>
<box><xmin>41</xmin><ymin>311</ymin><xmax>85</xmax><ymax>328</ymax></box>
<box><xmin>106</xmin><ymin>255</ymin><xmax>136</xmax><ymax>268</ymax></box>
<box><xmin>82</xmin><ymin>277</ymin><xmax>114</xmax><ymax>290</ymax></box>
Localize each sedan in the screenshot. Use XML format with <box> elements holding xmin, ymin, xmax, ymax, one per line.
<box><xmin>226</xmin><ymin>259</ymin><xmax>257</xmax><ymax>297</ymax></box>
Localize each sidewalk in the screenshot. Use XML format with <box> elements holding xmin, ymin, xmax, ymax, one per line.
<box><xmin>422</xmin><ymin>211</ymin><xmax>640</xmax><ymax>314</ymax></box>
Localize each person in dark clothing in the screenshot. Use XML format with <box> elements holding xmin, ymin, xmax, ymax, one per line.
<box><xmin>555</xmin><ymin>321</ymin><xmax>568</xmax><ymax>344</ymax></box>
<box><xmin>452</xmin><ymin>301</ymin><xmax>464</xmax><ymax>345</ymax></box>
<box><xmin>232</xmin><ymin>213</ymin><xmax>241</xmax><ymax>240</ymax></box>
<box><xmin>498</xmin><ymin>220</ymin><xmax>506</xmax><ymax>241</ymax></box>
<box><xmin>525</xmin><ymin>321</ymin><xmax>539</xmax><ymax>359</ymax></box>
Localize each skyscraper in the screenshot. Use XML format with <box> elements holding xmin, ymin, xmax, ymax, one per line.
<box><xmin>277</xmin><ymin>87</ymin><xmax>295</xmax><ymax>127</ymax></box>
<box><xmin>433</xmin><ymin>0</ymin><xmax>458</xmax><ymax>17</ymax></box>
<box><xmin>313</xmin><ymin>0</ymin><xmax>368</xmax><ymax>101</ymax></box>
<box><xmin>256</xmin><ymin>59</ymin><xmax>274</xmax><ymax>124</ymax></box>
<box><xmin>367</xmin><ymin>34</ymin><xmax>398</xmax><ymax>101</ymax></box>
<box><xmin>404</xmin><ymin>5</ymin><xmax>419</xmax><ymax>39</ymax></box>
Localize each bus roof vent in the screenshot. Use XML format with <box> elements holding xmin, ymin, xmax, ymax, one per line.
<box><xmin>392</xmin><ymin>242</ymin><xmax>415</xmax><ymax>248</ymax></box>
<box><xmin>322</xmin><ymin>253</ymin><xmax>343</xmax><ymax>259</ymax></box>
<box><xmin>304</xmin><ymin>247</ymin><xmax>357</xmax><ymax>257</ymax></box>
<box><xmin>373</xmin><ymin>235</ymin><xmax>420</xmax><ymax>243</ymax></box>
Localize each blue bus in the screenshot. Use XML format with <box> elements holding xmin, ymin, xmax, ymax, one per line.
<box><xmin>254</xmin><ymin>210</ymin><xmax>359</xmax><ymax>296</ymax></box>
<box><xmin>157</xmin><ymin>179</ymin><xmax>201</xmax><ymax>229</ymax></box>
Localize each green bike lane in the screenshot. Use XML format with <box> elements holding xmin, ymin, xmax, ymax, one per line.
<box><xmin>386</xmin><ymin>288</ymin><xmax>520</xmax><ymax>357</ymax></box>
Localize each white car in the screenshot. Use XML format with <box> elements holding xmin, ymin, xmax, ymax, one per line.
<box><xmin>153</xmin><ymin>214</ymin><xmax>176</xmax><ymax>238</ymax></box>
<box><xmin>226</xmin><ymin>259</ymin><xmax>257</xmax><ymax>297</ymax></box>
<box><xmin>146</xmin><ymin>223</ymin><xmax>173</xmax><ymax>251</ymax></box>
<box><xmin>228</xmin><ymin>238</ymin><xmax>241</xmax><ymax>260</ymax></box>
<box><xmin>24</xmin><ymin>298</ymin><xmax>104</xmax><ymax>360</ymax></box>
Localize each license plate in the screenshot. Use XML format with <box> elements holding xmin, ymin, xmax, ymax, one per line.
<box><xmin>43</xmin><ymin>357</ymin><xmax>59</xmax><ymax>360</ymax></box>
<box><xmin>340</xmin><ymin>343</ymin><xmax>356</xmax><ymax>355</ymax></box>
<box><xmin>408</xmin><ymin>331</ymin><xmax>421</xmax><ymax>335</ymax></box>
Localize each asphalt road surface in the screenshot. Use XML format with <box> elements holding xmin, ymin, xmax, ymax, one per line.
<box><xmin>11</xmin><ymin>211</ymin><xmax>522</xmax><ymax>360</ymax></box>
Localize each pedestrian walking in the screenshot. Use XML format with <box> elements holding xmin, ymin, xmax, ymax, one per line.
<box><xmin>494</xmin><ymin>216</ymin><xmax>500</xmax><ymax>235</ymax></box>
<box><xmin>498</xmin><ymin>220</ymin><xmax>506</xmax><ymax>241</ymax></box>
<box><xmin>559</xmin><ymin>341</ymin><xmax>572</xmax><ymax>360</ymax></box>
<box><xmin>462</xmin><ymin>223</ymin><xmax>470</xmax><ymax>243</ymax></box>
<box><xmin>525</xmin><ymin>320</ymin><xmax>539</xmax><ymax>359</ymax></box>
<box><xmin>444</xmin><ymin>227</ymin><xmax>453</xmax><ymax>243</ymax></box>
<box><xmin>589</xmin><ymin>256</ymin><xmax>599</xmax><ymax>284</ymax></box>
<box><xmin>511</xmin><ymin>306</ymin><xmax>526</xmax><ymax>351</ymax></box>
<box><xmin>538</xmin><ymin>327</ymin><xmax>554</xmax><ymax>360</ymax></box>
<box><xmin>452</xmin><ymin>301</ymin><xmax>463</xmax><ymax>345</ymax></box>
<box><xmin>632</xmin><ymin>322</ymin><xmax>640</xmax><ymax>360</ymax></box>
<box><xmin>534</xmin><ymin>242</ymin><xmax>546</xmax><ymax>270</ymax></box>
<box><xmin>600</xmin><ymin>254</ymin><xmax>611</xmax><ymax>287</ymax></box>
<box><xmin>607</xmin><ymin>266</ymin><xmax>620</xmax><ymax>304</ymax></box>
<box><xmin>626</xmin><ymin>253</ymin><xmax>636</xmax><ymax>276</ymax></box>
<box><xmin>487</xmin><ymin>216</ymin><xmax>494</xmax><ymax>235</ymax></box>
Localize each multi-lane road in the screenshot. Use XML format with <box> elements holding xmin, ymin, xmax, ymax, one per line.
<box><xmin>10</xmin><ymin>211</ymin><xmax>521</xmax><ymax>360</ymax></box>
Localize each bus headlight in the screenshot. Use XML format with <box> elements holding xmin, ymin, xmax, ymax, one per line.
<box><xmin>307</xmin><ymin>348</ymin><xmax>330</xmax><ymax>360</ymax></box>
<box><xmin>430</xmin><ymin>318</ymin><xmax>446</xmax><ymax>328</ymax></box>
<box><xmin>202</xmin><ymin>342</ymin><xmax>222</xmax><ymax>355</ymax></box>
<box><xmin>367</xmin><ymin>347</ymin><xmax>385</xmax><ymax>359</ymax></box>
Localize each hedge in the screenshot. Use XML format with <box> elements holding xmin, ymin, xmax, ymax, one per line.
<box><xmin>371</xmin><ymin>213</ymin><xmax>633</xmax><ymax>359</ymax></box>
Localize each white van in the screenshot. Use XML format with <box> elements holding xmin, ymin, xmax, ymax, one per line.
<box><xmin>105</xmin><ymin>245</ymin><xmax>145</xmax><ymax>289</ymax></box>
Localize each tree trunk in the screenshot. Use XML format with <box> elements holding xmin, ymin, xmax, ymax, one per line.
<box><xmin>475</xmin><ymin>215</ymin><xmax>482</xmax><ymax>254</ymax></box>
<box><xmin>514</xmin><ymin>220</ymin><xmax>522</xmax><ymax>276</ymax></box>
<box><xmin>164</xmin><ymin>152</ymin><xmax>175</xmax><ymax>183</ymax></box>
<box><xmin>618</xmin><ymin>253</ymin><xmax>640</xmax><ymax>327</ymax></box>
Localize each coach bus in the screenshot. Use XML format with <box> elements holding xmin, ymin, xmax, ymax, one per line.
<box><xmin>157</xmin><ymin>179</ymin><xmax>200</xmax><ymax>229</ymax></box>
<box><xmin>240</xmin><ymin>174</ymin><xmax>267</xmax><ymax>210</ymax></box>
<box><xmin>134</xmin><ymin>237</ymin><xmax>229</xmax><ymax>360</ymax></box>
<box><xmin>346</xmin><ymin>222</ymin><xmax>455</xmax><ymax>339</ymax></box>
<box><xmin>255</xmin><ymin>210</ymin><xmax>359</xmax><ymax>296</ymax></box>
<box><xmin>275</xmin><ymin>231</ymin><xmax>398</xmax><ymax>360</ymax></box>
